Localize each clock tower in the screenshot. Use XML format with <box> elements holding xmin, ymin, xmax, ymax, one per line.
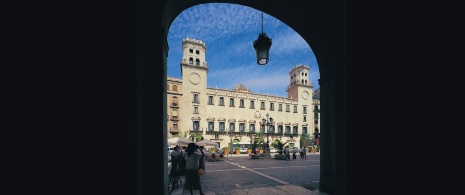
<box><xmin>286</xmin><ymin>63</ymin><xmax>314</xmax><ymax>135</ymax></box>
<box><xmin>180</xmin><ymin>37</ymin><xmax>208</xmax><ymax>132</ymax></box>
<box><xmin>286</xmin><ymin>63</ymin><xmax>313</xmax><ymax>100</ymax></box>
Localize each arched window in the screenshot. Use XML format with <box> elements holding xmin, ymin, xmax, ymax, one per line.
<box><xmin>195</xmin><ymin>58</ymin><xmax>200</xmax><ymax>65</ymax></box>
<box><xmin>301</xmin><ymin>79</ymin><xmax>304</xmax><ymax>84</ymax></box>
<box><xmin>189</xmin><ymin>48</ymin><xmax>193</xmax><ymax>53</ymax></box>
<box><xmin>173</xmin><ymin>85</ymin><xmax>177</xmax><ymax>91</ymax></box>
<box><xmin>189</xmin><ymin>57</ymin><xmax>193</xmax><ymax>64</ymax></box>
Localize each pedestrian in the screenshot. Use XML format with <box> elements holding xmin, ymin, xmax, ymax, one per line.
<box><xmin>302</xmin><ymin>147</ymin><xmax>307</xmax><ymax>159</ymax></box>
<box><xmin>170</xmin><ymin>145</ymin><xmax>180</xmax><ymax>175</ymax></box>
<box><xmin>184</xmin><ymin>143</ymin><xmax>206</xmax><ymax>195</ymax></box>
<box><xmin>198</xmin><ymin>146</ymin><xmax>206</xmax><ymax>172</ymax></box>
<box><xmin>300</xmin><ymin>147</ymin><xmax>304</xmax><ymax>159</ymax></box>
<box><xmin>285</xmin><ymin>146</ymin><xmax>291</xmax><ymax>161</ymax></box>
<box><xmin>292</xmin><ymin>147</ymin><xmax>297</xmax><ymax>159</ymax></box>
<box><xmin>179</xmin><ymin>146</ymin><xmax>186</xmax><ymax>176</ymax></box>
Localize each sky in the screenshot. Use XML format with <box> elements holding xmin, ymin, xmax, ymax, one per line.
<box><xmin>167</xmin><ymin>3</ymin><xmax>319</xmax><ymax>97</ymax></box>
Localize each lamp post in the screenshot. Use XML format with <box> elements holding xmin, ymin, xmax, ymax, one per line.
<box><xmin>262</xmin><ymin>113</ymin><xmax>273</xmax><ymax>158</ymax></box>
<box><xmin>253</xmin><ymin>12</ymin><xmax>272</xmax><ymax>65</ymax></box>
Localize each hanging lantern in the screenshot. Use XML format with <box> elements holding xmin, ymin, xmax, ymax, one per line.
<box><xmin>253</xmin><ymin>12</ymin><xmax>272</xmax><ymax>65</ymax></box>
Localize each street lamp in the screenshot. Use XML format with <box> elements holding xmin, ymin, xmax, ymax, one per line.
<box><xmin>261</xmin><ymin>113</ymin><xmax>273</xmax><ymax>149</ymax></box>
<box><xmin>253</xmin><ymin>12</ymin><xmax>272</xmax><ymax>65</ymax></box>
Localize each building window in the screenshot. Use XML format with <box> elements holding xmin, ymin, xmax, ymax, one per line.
<box><xmin>315</xmin><ymin>120</ymin><xmax>318</xmax><ymax>124</ymax></box>
<box><xmin>229</xmin><ymin>98</ymin><xmax>235</xmax><ymax>107</ymax></box>
<box><xmin>189</xmin><ymin>57</ymin><xmax>193</xmax><ymax>64</ymax></box>
<box><xmin>196</xmin><ymin>50</ymin><xmax>199</xmax><ymax>54</ymax></box>
<box><xmin>250</xmin><ymin>100</ymin><xmax>255</xmax><ymax>109</ymax></box>
<box><xmin>303</xmin><ymin>106</ymin><xmax>307</xmax><ymax>114</ymax></box>
<box><xmin>286</xmin><ymin>105</ymin><xmax>290</xmax><ymax>112</ymax></box>
<box><xmin>173</xmin><ymin>124</ymin><xmax>178</xmax><ymax>131</ymax></box>
<box><xmin>303</xmin><ymin>126</ymin><xmax>307</xmax><ymax>134</ymax></box>
<box><xmin>314</xmin><ymin>105</ymin><xmax>319</xmax><ymax>112</ymax></box>
<box><xmin>315</xmin><ymin>112</ymin><xmax>319</xmax><ymax>119</ymax></box>
<box><xmin>270</xmin><ymin>103</ymin><xmax>274</xmax><ymax>111</ymax></box>
<box><xmin>171</xmin><ymin>110</ymin><xmax>178</xmax><ymax>120</ymax></box>
<box><xmin>195</xmin><ymin>58</ymin><xmax>200</xmax><ymax>65</ymax></box>
<box><xmin>219</xmin><ymin>97</ymin><xmax>224</xmax><ymax>106</ymax></box>
<box><xmin>293</xmin><ymin>106</ymin><xmax>298</xmax><ymax>113</ymax></box>
<box><xmin>173</xmin><ymin>85</ymin><xmax>177</xmax><ymax>91</ymax></box>
<box><xmin>229</xmin><ymin>123</ymin><xmax>235</xmax><ymax>132</ymax></box>
<box><xmin>268</xmin><ymin>125</ymin><xmax>275</xmax><ymax>133</ymax></box>
<box><xmin>260</xmin><ymin>123</ymin><xmax>265</xmax><ymax>132</ymax></box>
<box><xmin>302</xmin><ymin>79</ymin><xmax>304</xmax><ymax>84</ymax></box>
<box><xmin>278</xmin><ymin>125</ymin><xmax>283</xmax><ymax>133</ymax></box>
<box><xmin>260</xmin><ymin>102</ymin><xmax>265</xmax><ymax>110</ymax></box>
<box><xmin>239</xmin><ymin>99</ymin><xmax>244</xmax><ymax>108</ymax></box>
<box><xmin>278</xmin><ymin>104</ymin><xmax>282</xmax><ymax>111</ymax></box>
<box><xmin>305</xmin><ymin>73</ymin><xmax>307</xmax><ymax>76</ymax></box>
<box><xmin>208</xmin><ymin>122</ymin><xmax>214</xmax><ymax>131</ymax></box>
<box><xmin>285</xmin><ymin>126</ymin><xmax>290</xmax><ymax>134</ymax></box>
<box><xmin>194</xmin><ymin>107</ymin><xmax>198</xmax><ymax>114</ymax></box>
<box><xmin>193</xmin><ymin>121</ymin><xmax>200</xmax><ymax>131</ymax></box>
<box><xmin>214</xmin><ymin>134</ymin><xmax>219</xmax><ymax>139</ymax></box>
<box><xmin>189</xmin><ymin>49</ymin><xmax>193</xmax><ymax>53</ymax></box>
<box><xmin>193</xmin><ymin>94</ymin><xmax>199</xmax><ymax>103</ymax></box>
<box><xmin>219</xmin><ymin>122</ymin><xmax>225</xmax><ymax>132</ymax></box>
<box><xmin>249</xmin><ymin>124</ymin><xmax>255</xmax><ymax>132</ymax></box>
<box><xmin>239</xmin><ymin>123</ymin><xmax>245</xmax><ymax>132</ymax></box>
<box><xmin>293</xmin><ymin>126</ymin><xmax>298</xmax><ymax>134</ymax></box>
<box><xmin>171</xmin><ymin>96</ymin><xmax>178</xmax><ymax>107</ymax></box>
<box><xmin>303</xmin><ymin>116</ymin><xmax>307</xmax><ymax>122</ymax></box>
<box><xmin>208</xmin><ymin>96</ymin><xmax>214</xmax><ymax>105</ymax></box>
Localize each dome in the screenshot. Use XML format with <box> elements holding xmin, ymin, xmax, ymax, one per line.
<box><xmin>233</xmin><ymin>83</ymin><xmax>251</xmax><ymax>92</ymax></box>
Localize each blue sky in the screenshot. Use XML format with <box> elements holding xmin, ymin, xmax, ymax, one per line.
<box><xmin>167</xmin><ymin>3</ymin><xmax>319</xmax><ymax>97</ymax></box>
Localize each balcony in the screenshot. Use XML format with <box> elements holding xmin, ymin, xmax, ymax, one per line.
<box><xmin>171</xmin><ymin>103</ymin><xmax>179</xmax><ymax>108</ymax></box>
<box><xmin>189</xmin><ymin>127</ymin><xmax>204</xmax><ymax>133</ymax></box>
<box><xmin>170</xmin><ymin>116</ymin><xmax>179</xmax><ymax>121</ymax></box>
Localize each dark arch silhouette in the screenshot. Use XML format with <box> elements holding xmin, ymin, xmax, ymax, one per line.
<box><xmin>136</xmin><ymin>1</ymin><xmax>347</xmax><ymax>194</ymax></box>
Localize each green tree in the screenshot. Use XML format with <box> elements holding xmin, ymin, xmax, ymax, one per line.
<box><xmin>190</xmin><ymin>132</ymin><xmax>203</xmax><ymax>142</ymax></box>
<box><xmin>300</xmin><ymin>134</ymin><xmax>311</xmax><ymax>148</ymax></box>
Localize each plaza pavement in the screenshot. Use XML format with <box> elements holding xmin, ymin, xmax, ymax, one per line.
<box><xmin>168</xmin><ymin>152</ymin><xmax>329</xmax><ymax>195</ymax></box>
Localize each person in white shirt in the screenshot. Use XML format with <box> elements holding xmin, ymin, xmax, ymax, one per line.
<box><xmin>284</xmin><ymin>146</ymin><xmax>291</xmax><ymax>161</ymax></box>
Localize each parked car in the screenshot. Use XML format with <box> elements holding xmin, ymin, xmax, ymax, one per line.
<box><xmin>269</xmin><ymin>147</ymin><xmax>276</xmax><ymax>153</ymax></box>
<box><xmin>240</xmin><ymin>147</ymin><xmax>247</xmax><ymax>154</ymax></box>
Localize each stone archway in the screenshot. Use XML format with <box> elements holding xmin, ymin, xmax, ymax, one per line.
<box><xmin>136</xmin><ymin>1</ymin><xmax>347</xmax><ymax>194</ymax></box>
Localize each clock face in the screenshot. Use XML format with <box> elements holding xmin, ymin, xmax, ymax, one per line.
<box><xmin>302</xmin><ymin>91</ymin><xmax>309</xmax><ymax>99</ymax></box>
<box><xmin>188</xmin><ymin>72</ymin><xmax>201</xmax><ymax>85</ymax></box>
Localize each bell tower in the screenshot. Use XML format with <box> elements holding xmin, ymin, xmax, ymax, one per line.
<box><xmin>180</xmin><ymin>37</ymin><xmax>208</xmax><ymax>133</ymax></box>
<box><xmin>286</xmin><ymin>63</ymin><xmax>313</xmax><ymax>100</ymax></box>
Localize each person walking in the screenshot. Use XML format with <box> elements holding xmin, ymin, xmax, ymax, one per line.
<box><xmin>292</xmin><ymin>147</ymin><xmax>297</xmax><ymax>160</ymax></box>
<box><xmin>170</xmin><ymin>145</ymin><xmax>180</xmax><ymax>175</ymax></box>
<box><xmin>285</xmin><ymin>146</ymin><xmax>291</xmax><ymax>161</ymax></box>
<box><xmin>184</xmin><ymin>143</ymin><xmax>206</xmax><ymax>195</ymax></box>
<box><xmin>179</xmin><ymin>146</ymin><xmax>186</xmax><ymax>176</ymax></box>
<box><xmin>302</xmin><ymin>147</ymin><xmax>307</xmax><ymax>159</ymax></box>
<box><xmin>198</xmin><ymin>146</ymin><xmax>206</xmax><ymax>172</ymax></box>
<box><xmin>299</xmin><ymin>147</ymin><xmax>303</xmax><ymax>159</ymax></box>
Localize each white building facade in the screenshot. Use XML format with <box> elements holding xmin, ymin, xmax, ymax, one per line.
<box><xmin>167</xmin><ymin>37</ymin><xmax>320</xmax><ymax>149</ymax></box>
